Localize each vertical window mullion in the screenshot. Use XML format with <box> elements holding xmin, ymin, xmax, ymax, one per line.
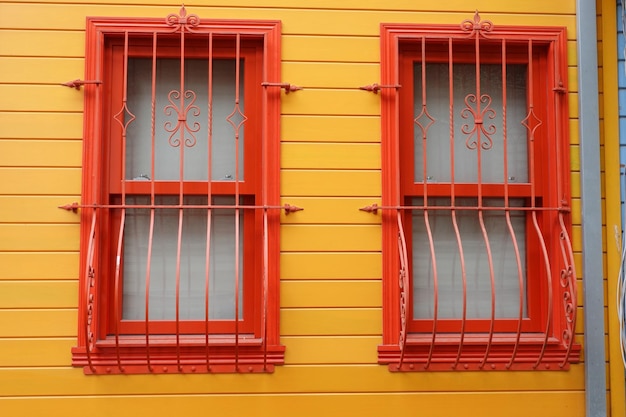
<box><xmin>416</xmin><ymin>36</ymin><xmax>440</xmax><ymax>369</ymax></box>
<box><xmin>501</xmin><ymin>39</ymin><xmax>526</xmax><ymax>368</ymax></box>
<box><xmin>113</xmin><ymin>30</ymin><xmax>132</xmax><ymax>373</ymax></box>
<box><xmin>449</xmin><ymin>37</ymin><xmax>469</xmax><ymax>369</ymax></box>
<box><xmin>261</xmin><ymin>33</ymin><xmax>269</xmax><ymax>369</ymax></box>
<box><xmin>204</xmin><ymin>32</ymin><xmax>214</xmax><ymax>371</ymax></box>
<box><xmin>234</xmin><ymin>33</ymin><xmax>242</xmax><ymax>370</ymax></box>
<box><xmin>524</xmin><ymin>39</ymin><xmax>554</xmax><ymax>369</ymax></box>
<box><xmin>142</xmin><ymin>31</ymin><xmax>159</xmax><ymax>373</ymax></box>
<box><xmin>174</xmin><ymin>24</ymin><xmax>187</xmax><ymax>373</ymax></box>
<box><xmin>471</xmin><ymin>32</ymin><xmax>497</xmax><ymax>368</ymax></box>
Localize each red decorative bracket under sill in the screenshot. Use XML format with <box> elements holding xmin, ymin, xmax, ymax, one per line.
<box><xmin>261</xmin><ymin>82</ymin><xmax>302</xmax><ymax>94</ymax></box>
<box><xmin>359</xmin><ymin>83</ymin><xmax>401</xmax><ymax>94</ymax></box>
<box><xmin>61</xmin><ymin>79</ymin><xmax>103</xmax><ymax>90</ymax></box>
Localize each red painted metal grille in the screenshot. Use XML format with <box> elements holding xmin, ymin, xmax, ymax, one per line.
<box><xmin>375</xmin><ymin>12</ymin><xmax>578</xmax><ymax>371</ymax></box>
<box><xmin>67</xmin><ymin>8</ymin><xmax>295</xmax><ymax>374</ymax></box>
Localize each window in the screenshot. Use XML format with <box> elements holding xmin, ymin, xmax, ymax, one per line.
<box><xmin>376</xmin><ymin>13</ymin><xmax>580</xmax><ymax>370</ymax></box>
<box><xmin>71</xmin><ymin>7</ymin><xmax>285</xmax><ymax>374</ymax></box>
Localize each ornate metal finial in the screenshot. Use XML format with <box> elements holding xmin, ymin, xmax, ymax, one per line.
<box><xmin>460</xmin><ymin>10</ymin><xmax>493</xmax><ymax>36</ymax></box>
<box><xmin>166</xmin><ymin>5</ymin><xmax>200</xmax><ymax>31</ymax></box>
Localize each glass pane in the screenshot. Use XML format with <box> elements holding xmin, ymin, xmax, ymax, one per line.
<box><xmin>122</xmin><ymin>195</ymin><xmax>244</xmax><ymax>321</ymax></box>
<box><xmin>126</xmin><ymin>58</ymin><xmax>245</xmax><ymax>181</ymax></box>
<box><xmin>414</xmin><ymin>63</ymin><xmax>528</xmax><ymax>183</ymax></box>
<box><xmin>411</xmin><ymin>198</ymin><xmax>527</xmax><ymax>319</ymax></box>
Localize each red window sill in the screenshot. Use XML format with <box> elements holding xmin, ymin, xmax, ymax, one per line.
<box><xmin>72</xmin><ymin>335</ymin><xmax>285</xmax><ymax>374</ymax></box>
<box><xmin>378</xmin><ymin>333</ymin><xmax>580</xmax><ymax>372</ymax></box>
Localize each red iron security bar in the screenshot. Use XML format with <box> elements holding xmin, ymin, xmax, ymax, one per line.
<box><xmin>70</xmin><ymin>7</ymin><xmax>292</xmax><ymax>374</ymax></box>
<box><xmin>374</xmin><ymin>12</ymin><xmax>580</xmax><ymax>371</ymax></box>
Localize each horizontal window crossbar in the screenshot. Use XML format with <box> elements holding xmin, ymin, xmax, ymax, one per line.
<box><xmin>60</xmin><ymin>202</ymin><xmax>303</xmax><ymax>213</ymax></box>
<box><xmin>359</xmin><ymin>204</ymin><xmax>570</xmax><ymax>213</ymax></box>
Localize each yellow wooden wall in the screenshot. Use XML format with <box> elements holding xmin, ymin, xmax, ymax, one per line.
<box><xmin>598</xmin><ymin>0</ymin><xmax>626</xmax><ymax>415</ymax></box>
<box><xmin>0</xmin><ymin>0</ymin><xmax>616</xmax><ymax>415</ymax></box>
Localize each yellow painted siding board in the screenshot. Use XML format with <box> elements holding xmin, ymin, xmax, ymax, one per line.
<box><xmin>570</xmin><ymin>144</ymin><xmax>580</xmax><ymax>171</ymax></box>
<box><xmin>569</xmin><ymin>92</ymin><xmax>578</xmax><ymax>117</ymax></box>
<box><xmin>567</xmin><ymin>41</ymin><xmax>578</xmax><ymax>67</ymax></box>
<box><xmin>0</xmin><ymin>30</ymin><xmax>85</xmax><ymax>57</ymax></box>
<box><xmin>279</xmin><ymin>198</ymin><xmax>381</xmax><ymax>225</ymax></box>
<box><xmin>569</xmin><ymin>119</ymin><xmax>580</xmax><ymax>145</ymax></box>
<box><xmin>280</xmin><ymin>252</ymin><xmax>382</xmax><ymax>280</ymax></box>
<box><xmin>281</xmin><ymin>224</ymin><xmax>381</xmax><ymax>252</ymax></box>
<box><xmin>282</xmin><ymin>143</ymin><xmax>380</xmax><ymax>170</ymax></box>
<box><xmin>283</xmin><ymin>336</ymin><xmax>379</xmax><ymax>364</ymax></box>
<box><xmin>282</xmin><ymin>90</ymin><xmax>380</xmax><ymax>116</ymax></box>
<box><xmin>0</xmin><ymin>85</ymin><xmax>83</xmax><ymax>112</ymax></box>
<box><xmin>0</xmin><ymin>4</ymin><xmax>578</xmax><ymax>36</ymax></box>
<box><xmin>281</xmin><ymin>170</ymin><xmax>381</xmax><ymax>197</ymax></box>
<box><xmin>568</xmin><ymin>67</ymin><xmax>578</xmax><ymax>92</ymax></box>
<box><xmin>0</xmin><ymin>112</ymin><xmax>84</xmax><ymax>140</ymax></box>
<box><xmin>0</xmin><ymin>224</ymin><xmax>80</xmax><ymax>251</ymax></box>
<box><xmin>0</xmin><ymin>168</ymin><xmax>81</xmax><ymax>195</ymax></box>
<box><xmin>0</xmin><ymin>310</ymin><xmax>76</xmax><ymax>337</ymax></box>
<box><xmin>0</xmin><ymin>140</ymin><xmax>82</xmax><ymax>167</ymax></box>
<box><xmin>281</xmin><ymin>308</ymin><xmax>381</xmax><ymax>336</ymax></box>
<box><xmin>281</xmin><ymin>280</ymin><xmax>381</xmax><ymax>308</ymax></box>
<box><xmin>0</xmin><ymin>281</ymin><xmax>77</xmax><ymax>308</ymax></box>
<box><xmin>282</xmin><ymin>115</ymin><xmax>380</xmax><ymax>142</ymax></box>
<box><xmin>0</xmin><ymin>392</ymin><xmax>585</xmax><ymax>417</ymax></box>
<box><xmin>0</xmin><ymin>0</ymin><xmax>577</xmax><ymax>14</ymax></box>
<box><xmin>571</xmin><ymin>198</ymin><xmax>581</xmax><ymax>226</ymax></box>
<box><xmin>0</xmin><ymin>57</ymin><xmax>84</xmax><ymax>84</ymax></box>
<box><xmin>0</xmin><ymin>365</ymin><xmax>586</xmax><ymax>396</ymax></box>
<box><xmin>283</xmin><ymin>36</ymin><xmax>379</xmax><ymax>63</ymax></box>
<box><xmin>0</xmin><ymin>338</ymin><xmax>74</xmax><ymax>367</ymax></box>
<box><xmin>0</xmin><ymin>197</ymin><xmax>80</xmax><ymax>224</ymax></box>
<box><xmin>283</xmin><ymin>62</ymin><xmax>378</xmax><ymax>89</ymax></box>
<box><xmin>0</xmin><ymin>252</ymin><xmax>79</xmax><ymax>280</ymax></box>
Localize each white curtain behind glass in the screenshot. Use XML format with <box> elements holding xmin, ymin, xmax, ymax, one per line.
<box><xmin>126</xmin><ymin>58</ymin><xmax>244</xmax><ymax>181</ymax></box>
<box><xmin>412</xmin><ymin>198</ymin><xmax>527</xmax><ymax>319</ymax></box>
<box><xmin>122</xmin><ymin>196</ymin><xmax>244</xmax><ymax>321</ymax></box>
<box><xmin>413</xmin><ymin>63</ymin><xmax>528</xmax><ymax>183</ymax></box>
<box><xmin>411</xmin><ymin>62</ymin><xmax>529</xmax><ymax>320</ymax></box>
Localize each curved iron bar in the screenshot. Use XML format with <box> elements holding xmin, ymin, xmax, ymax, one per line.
<box><xmin>263</xmin><ymin>209</ymin><xmax>270</xmax><ymax>371</ymax></box>
<box><xmin>477</xmin><ymin>211</ymin><xmax>497</xmax><ymax>369</ymax></box>
<box><xmin>451</xmin><ymin>211</ymin><xmax>468</xmax><ymax>369</ymax></box>
<box><xmin>204</xmin><ymin>207</ymin><xmax>212</xmax><ymax>372</ymax></box>
<box><xmin>174</xmin><ymin>209</ymin><xmax>184</xmax><ymax>372</ymax></box>
<box><xmin>144</xmin><ymin>209</ymin><xmax>155</xmax><ymax>372</ymax></box>
<box><xmin>504</xmin><ymin>210</ymin><xmax>525</xmax><ymax>369</ymax></box>
<box><xmin>558</xmin><ymin>213</ymin><xmax>577</xmax><ymax>367</ymax></box>
<box><xmin>84</xmin><ymin>210</ymin><xmax>98</xmax><ymax>373</ymax></box>
<box><xmin>532</xmin><ymin>212</ymin><xmax>553</xmax><ymax>369</ymax></box>
<box><xmin>113</xmin><ymin>210</ymin><xmax>126</xmax><ymax>373</ymax></box>
<box><xmin>396</xmin><ymin>211</ymin><xmax>410</xmax><ymax>369</ymax></box>
<box><xmin>423</xmin><ymin>210</ymin><xmax>439</xmax><ymax>370</ymax></box>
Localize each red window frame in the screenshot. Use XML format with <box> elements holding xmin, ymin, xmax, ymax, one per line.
<box><xmin>377</xmin><ymin>14</ymin><xmax>580</xmax><ymax>371</ymax></box>
<box><xmin>71</xmin><ymin>8</ymin><xmax>284</xmax><ymax>374</ymax></box>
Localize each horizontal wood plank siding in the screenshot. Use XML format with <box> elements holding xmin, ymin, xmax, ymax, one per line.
<box><xmin>0</xmin><ymin>0</ymin><xmax>589</xmax><ymax>415</ymax></box>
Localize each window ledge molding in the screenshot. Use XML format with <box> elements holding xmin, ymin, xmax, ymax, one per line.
<box><xmin>378</xmin><ymin>336</ymin><xmax>581</xmax><ymax>372</ymax></box>
<box><xmin>72</xmin><ymin>342</ymin><xmax>285</xmax><ymax>374</ymax></box>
